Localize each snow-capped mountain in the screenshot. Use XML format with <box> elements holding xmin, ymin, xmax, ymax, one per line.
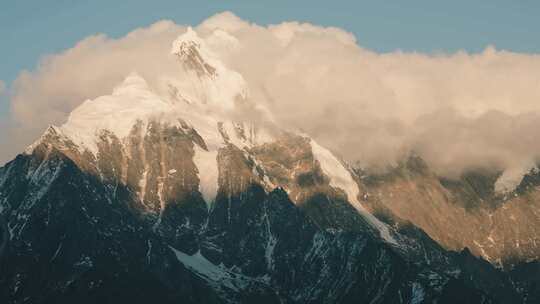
<box><xmin>0</xmin><ymin>27</ymin><xmax>538</xmax><ymax>303</ymax></box>
<box><xmin>23</xmin><ymin>26</ymin><xmax>397</xmax><ymax>245</ymax></box>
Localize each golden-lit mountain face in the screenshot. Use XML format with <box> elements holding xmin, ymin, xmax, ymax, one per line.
<box><xmin>356</xmin><ymin>156</ymin><xmax>540</xmax><ymax>268</ymax></box>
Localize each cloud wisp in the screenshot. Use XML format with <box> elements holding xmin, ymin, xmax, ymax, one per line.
<box><xmin>4</xmin><ymin>12</ymin><xmax>540</xmax><ymax>191</ymax></box>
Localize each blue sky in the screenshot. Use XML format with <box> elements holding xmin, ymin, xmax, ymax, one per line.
<box><xmin>1</xmin><ymin>0</ymin><xmax>540</xmax><ymax>118</ymax></box>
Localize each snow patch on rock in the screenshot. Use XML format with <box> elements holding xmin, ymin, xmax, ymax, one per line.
<box><xmin>169</xmin><ymin>246</ymin><xmax>252</xmax><ymax>292</ymax></box>
<box><xmin>495</xmin><ymin>161</ymin><xmax>536</xmax><ymax>193</ymax></box>
<box><xmin>411</xmin><ymin>282</ymin><xmax>425</xmax><ymax>304</ymax></box>
<box><xmin>310</xmin><ymin>139</ymin><xmax>398</xmax><ymax>245</ymax></box>
<box><xmin>310</xmin><ymin>140</ymin><xmax>360</xmax><ymax>205</ymax></box>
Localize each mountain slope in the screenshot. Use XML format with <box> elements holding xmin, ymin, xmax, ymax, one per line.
<box><xmin>0</xmin><ymin>145</ymin><xmax>522</xmax><ymax>303</ymax></box>
<box><xmin>356</xmin><ymin>156</ymin><xmax>540</xmax><ymax>268</ymax></box>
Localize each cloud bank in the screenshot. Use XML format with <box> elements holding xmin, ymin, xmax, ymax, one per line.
<box><xmin>4</xmin><ymin>12</ymin><xmax>540</xmax><ymax>190</ymax></box>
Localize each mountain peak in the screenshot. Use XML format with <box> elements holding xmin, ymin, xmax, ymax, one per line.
<box><xmin>24</xmin><ymin>125</ymin><xmax>63</xmax><ymax>155</ymax></box>
<box><xmin>57</xmin><ymin>72</ymin><xmax>170</xmax><ymax>155</ymax></box>
<box><xmin>171</xmin><ymin>27</ymin><xmax>217</xmax><ymax>77</ymax></box>
<box><xmin>168</xmin><ymin>27</ymin><xmax>248</xmax><ymax>110</ymax></box>
<box><xmin>30</xmin><ymin>28</ymin><xmax>249</xmax><ymax>156</ymax></box>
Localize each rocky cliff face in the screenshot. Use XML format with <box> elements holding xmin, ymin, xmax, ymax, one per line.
<box><xmin>0</xmin><ymin>26</ymin><xmax>538</xmax><ymax>303</ymax></box>
<box><xmin>0</xmin><ymin>141</ymin><xmax>524</xmax><ymax>303</ymax></box>
<box><xmin>356</xmin><ymin>156</ymin><xmax>540</xmax><ymax>268</ymax></box>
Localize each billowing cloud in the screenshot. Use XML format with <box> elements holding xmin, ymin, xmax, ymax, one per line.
<box><xmin>10</xmin><ymin>20</ymin><xmax>186</xmax><ymax>130</ymax></box>
<box><xmin>4</xmin><ymin>12</ymin><xmax>540</xmax><ymax>190</ymax></box>
<box><xmin>2</xmin><ymin>20</ymin><xmax>186</xmax><ymax>165</ymax></box>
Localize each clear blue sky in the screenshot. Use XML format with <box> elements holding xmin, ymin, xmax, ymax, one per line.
<box><xmin>1</xmin><ymin>0</ymin><xmax>540</xmax><ymax>118</ymax></box>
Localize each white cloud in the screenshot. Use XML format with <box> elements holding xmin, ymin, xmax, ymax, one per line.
<box><xmin>4</xmin><ymin>11</ymin><xmax>540</xmax><ymax>183</ymax></box>
<box><xmin>10</xmin><ymin>20</ymin><xmax>186</xmax><ymax>130</ymax></box>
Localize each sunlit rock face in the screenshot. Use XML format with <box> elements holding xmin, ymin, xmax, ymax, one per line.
<box><xmin>355</xmin><ymin>156</ymin><xmax>540</xmax><ymax>268</ymax></box>
<box><xmin>0</xmin><ymin>26</ymin><xmax>538</xmax><ymax>303</ymax></box>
